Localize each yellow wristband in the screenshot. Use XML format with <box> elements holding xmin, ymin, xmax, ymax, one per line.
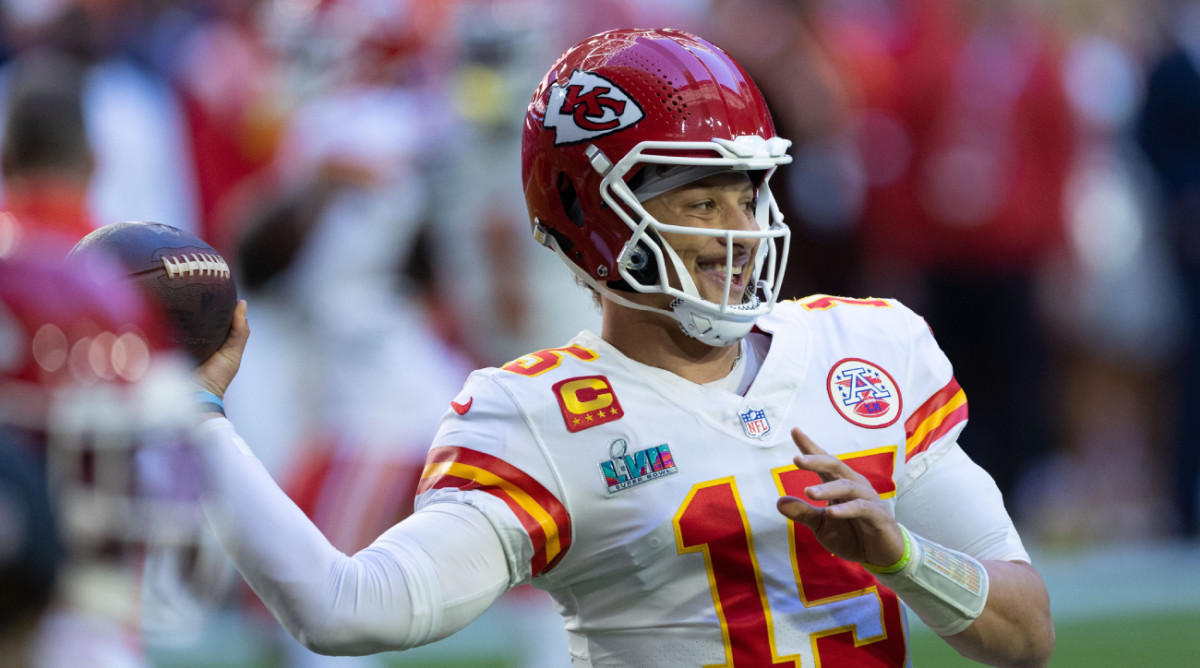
<box><xmin>863</xmin><ymin>525</ymin><xmax>912</xmax><ymax>574</ymax></box>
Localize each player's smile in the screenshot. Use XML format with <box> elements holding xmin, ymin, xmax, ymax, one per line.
<box><xmin>694</xmin><ymin>247</ymin><xmax>751</xmax><ymax>304</ymax></box>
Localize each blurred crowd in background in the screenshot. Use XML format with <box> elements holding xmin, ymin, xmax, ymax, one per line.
<box><xmin>1</xmin><ymin>0</ymin><xmax>1199</xmax><ymax>664</ymax></box>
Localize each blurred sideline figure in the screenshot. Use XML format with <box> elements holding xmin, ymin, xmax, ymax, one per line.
<box><xmin>425</xmin><ymin>0</ymin><xmax>604</xmax><ymax>366</ymax></box>
<box><xmin>0</xmin><ymin>48</ymin><xmax>95</xmax><ymax>250</ymax></box>
<box><xmin>0</xmin><ymin>224</ymin><xmax>220</xmax><ymax>667</ymax></box>
<box><xmin>0</xmin><ymin>0</ymin><xmax>200</xmax><ymax>235</ymax></box>
<box><xmin>1137</xmin><ymin>0</ymin><xmax>1200</xmax><ymax>538</ymax></box>
<box><xmin>1010</xmin><ymin>0</ymin><xmax>1182</xmax><ymax>544</ymax></box>
<box><xmin>0</xmin><ymin>428</ymin><xmax>60</xmax><ymax>668</ymax></box>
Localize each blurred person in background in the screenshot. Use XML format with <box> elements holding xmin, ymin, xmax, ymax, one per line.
<box><xmin>0</xmin><ymin>48</ymin><xmax>95</xmax><ymax>248</ymax></box>
<box><xmin>191</xmin><ymin>27</ymin><xmax>1052</xmax><ymax>667</ymax></box>
<box><xmin>424</xmin><ymin>0</ymin><xmax>604</xmax><ymax>366</ymax></box>
<box><xmin>1137</xmin><ymin>0</ymin><xmax>1200</xmax><ymax>538</ymax></box>
<box><xmin>0</xmin><ymin>42</ymin><xmax>103</xmax><ymax>668</ymax></box>
<box><xmin>0</xmin><ymin>0</ymin><xmax>200</xmax><ymax>236</ymax></box>
<box><xmin>0</xmin><ymin>224</ymin><xmax>219</xmax><ymax>667</ymax></box>
<box><xmin>1013</xmin><ymin>0</ymin><xmax>1183</xmax><ymax>544</ymax></box>
<box><xmin>0</xmin><ymin>431</ymin><xmax>61</xmax><ymax>668</ymax></box>
<box><xmin>153</xmin><ymin>0</ymin><xmax>277</xmax><ymax>255</ymax></box>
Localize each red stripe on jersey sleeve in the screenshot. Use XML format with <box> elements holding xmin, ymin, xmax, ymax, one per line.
<box><xmin>903</xmin><ymin>377</ymin><xmax>968</xmax><ymax>461</ymax></box>
<box><xmin>418</xmin><ymin>446</ymin><xmax>572</xmax><ymax>575</ymax></box>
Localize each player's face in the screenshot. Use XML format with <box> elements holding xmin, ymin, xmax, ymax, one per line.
<box><xmin>641</xmin><ymin>172</ymin><xmax>758</xmax><ymax>306</ymax></box>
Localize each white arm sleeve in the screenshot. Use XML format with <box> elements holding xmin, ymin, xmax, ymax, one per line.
<box><xmin>895</xmin><ymin>442</ymin><xmax>1031</xmax><ymax>563</ymax></box>
<box><xmin>195</xmin><ymin>418</ymin><xmax>511</xmax><ymax>656</ymax></box>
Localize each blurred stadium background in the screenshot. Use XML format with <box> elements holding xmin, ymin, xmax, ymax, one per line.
<box><xmin>0</xmin><ymin>0</ymin><xmax>1198</xmax><ymax>665</ymax></box>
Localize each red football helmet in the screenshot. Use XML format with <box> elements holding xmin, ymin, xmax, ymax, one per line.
<box><xmin>522</xmin><ymin>28</ymin><xmax>792</xmax><ymax>345</ymax></box>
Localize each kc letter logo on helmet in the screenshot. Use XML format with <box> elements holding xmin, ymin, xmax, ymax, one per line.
<box><xmin>544</xmin><ymin>70</ymin><xmax>644</xmax><ymax>145</ymax></box>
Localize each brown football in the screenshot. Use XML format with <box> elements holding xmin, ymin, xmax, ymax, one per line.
<box><xmin>68</xmin><ymin>221</ymin><xmax>237</xmax><ymax>363</ymax></box>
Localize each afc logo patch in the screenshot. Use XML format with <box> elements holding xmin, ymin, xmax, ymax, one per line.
<box><xmin>827</xmin><ymin>358</ymin><xmax>902</xmax><ymax>428</ymax></box>
<box><xmin>544</xmin><ymin>69</ymin><xmax>644</xmax><ymax>145</ymax></box>
<box><xmin>554</xmin><ymin>375</ymin><xmax>625</xmax><ymax>433</ymax></box>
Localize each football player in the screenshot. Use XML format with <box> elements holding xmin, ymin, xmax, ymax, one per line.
<box><xmin>0</xmin><ymin>241</ymin><xmax>223</xmax><ymax>666</ymax></box>
<box><xmin>195</xmin><ymin>28</ymin><xmax>1054</xmax><ymax>667</ymax></box>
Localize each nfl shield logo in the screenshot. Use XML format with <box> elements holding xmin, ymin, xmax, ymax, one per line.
<box><xmin>739</xmin><ymin>408</ymin><xmax>771</xmax><ymax>439</ymax></box>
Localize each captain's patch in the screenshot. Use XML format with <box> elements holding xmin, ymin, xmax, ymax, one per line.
<box><xmin>554</xmin><ymin>375</ymin><xmax>624</xmax><ymax>433</ymax></box>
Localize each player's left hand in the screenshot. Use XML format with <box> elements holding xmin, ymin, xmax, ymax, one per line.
<box><xmin>776</xmin><ymin>428</ymin><xmax>906</xmax><ymax>569</ymax></box>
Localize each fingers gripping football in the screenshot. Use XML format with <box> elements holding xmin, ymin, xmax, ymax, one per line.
<box><xmin>776</xmin><ymin>428</ymin><xmax>906</xmax><ymax>569</ymax></box>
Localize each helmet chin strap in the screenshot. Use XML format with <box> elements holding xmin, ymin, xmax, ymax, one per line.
<box><xmin>669</xmin><ymin>295</ymin><xmax>760</xmax><ymax>346</ymax></box>
<box><xmin>661</xmin><ymin>237</ymin><xmax>761</xmax><ymax>346</ymax></box>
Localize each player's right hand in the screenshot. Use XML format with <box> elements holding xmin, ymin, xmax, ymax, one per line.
<box><xmin>776</xmin><ymin>427</ymin><xmax>906</xmax><ymax>569</ymax></box>
<box><xmin>196</xmin><ymin>299</ymin><xmax>249</xmax><ymax>400</ymax></box>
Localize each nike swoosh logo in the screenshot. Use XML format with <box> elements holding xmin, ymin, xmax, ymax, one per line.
<box><xmin>451</xmin><ymin>397</ymin><xmax>473</xmax><ymax>415</ymax></box>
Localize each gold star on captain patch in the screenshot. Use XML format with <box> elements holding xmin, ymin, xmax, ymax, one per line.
<box><xmin>586</xmin><ymin>413</ymin><xmax>595</xmax><ymax>421</ymax></box>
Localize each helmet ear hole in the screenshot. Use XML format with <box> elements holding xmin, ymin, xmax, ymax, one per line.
<box><xmin>626</xmin><ymin>242</ymin><xmax>650</xmax><ymax>272</ymax></box>
<box><xmin>608</xmin><ymin>235</ymin><xmax>660</xmax><ymax>292</ymax></box>
<box><xmin>557</xmin><ymin>173</ymin><xmax>583</xmax><ymax>228</ymax></box>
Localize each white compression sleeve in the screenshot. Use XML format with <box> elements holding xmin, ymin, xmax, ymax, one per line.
<box><xmin>195</xmin><ymin>418</ymin><xmax>511</xmax><ymax>655</ymax></box>
<box><xmin>896</xmin><ymin>442</ymin><xmax>1030</xmax><ymax>563</ymax></box>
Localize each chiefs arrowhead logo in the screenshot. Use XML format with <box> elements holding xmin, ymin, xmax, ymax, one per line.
<box><xmin>544</xmin><ymin>70</ymin><xmax>644</xmax><ymax>145</ymax></box>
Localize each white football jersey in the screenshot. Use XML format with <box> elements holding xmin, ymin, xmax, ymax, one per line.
<box><xmin>416</xmin><ymin>296</ymin><xmax>1015</xmax><ymax>667</ymax></box>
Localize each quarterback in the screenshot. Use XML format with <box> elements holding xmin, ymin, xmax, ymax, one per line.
<box><xmin>196</xmin><ymin>29</ymin><xmax>1054</xmax><ymax>667</ymax></box>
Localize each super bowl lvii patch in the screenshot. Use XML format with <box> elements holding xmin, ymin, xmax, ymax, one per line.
<box><xmin>599</xmin><ymin>439</ymin><xmax>677</xmax><ymax>494</ymax></box>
